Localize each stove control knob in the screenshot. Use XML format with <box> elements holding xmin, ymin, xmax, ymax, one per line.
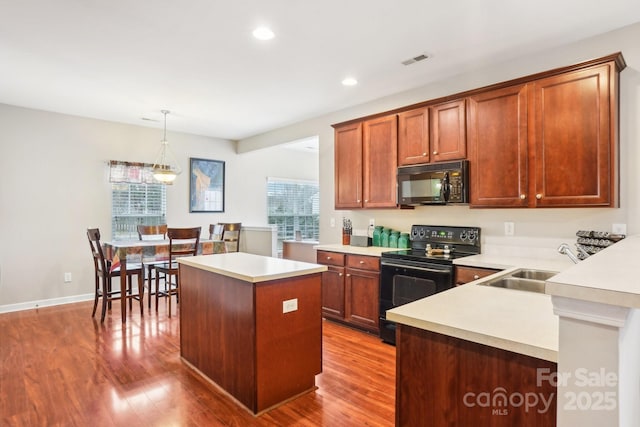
<box><xmin>418</xmin><ymin>229</ymin><xmax>425</xmax><ymax>238</ymax></box>
<box><xmin>467</xmin><ymin>230</ymin><xmax>476</xmax><ymax>241</ymax></box>
<box><xmin>460</xmin><ymin>231</ymin><xmax>467</xmax><ymax>240</ymax></box>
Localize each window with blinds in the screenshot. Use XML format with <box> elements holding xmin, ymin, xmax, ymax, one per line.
<box><xmin>109</xmin><ymin>161</ymin><xmax>167</xmax><ymax>240</ymax></box>
<box><xmin>267</xmin><ymin>177</ymin><xmax>320</xmax><ymax>256</ymax></box>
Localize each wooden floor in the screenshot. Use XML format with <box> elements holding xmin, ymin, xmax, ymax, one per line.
<box><xmin>0</xmin><ymin>300</ymin><xmax>396</xmax><ymax>426</ymax></box>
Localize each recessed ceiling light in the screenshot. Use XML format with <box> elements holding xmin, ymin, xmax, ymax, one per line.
<box><xmin>253</xmin><ymin>27</ymin><xmax>275</xmax><ymax>41</ymax></box>
<box><xmin>342</xmin><ymin>77</ymin><xmax>358</xmax><ymax>86</ymax></box>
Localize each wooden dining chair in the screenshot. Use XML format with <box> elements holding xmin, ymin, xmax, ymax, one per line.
<box><xmin>87</xmin><ymin>228</ymin><xmax>144</xmax><ymax>322</ymax></box>
<box><xmin>153</xmin><ymin>227</ymin><xmax>201</xmax><ymax>317</ymax></box>
<box><xmin>218</xmin><ymin>222</ymin><xmax>242</xmax><ymax>252</ymax></box>
<box><xmin>208</xmin><ymin>224</ymin><xmax>224</xmax><ymax>241</ymax></box>
<box><xmin>137</xmin><ymin>224</ymin><xmax>168</xmax><ymax>309</ymax></box>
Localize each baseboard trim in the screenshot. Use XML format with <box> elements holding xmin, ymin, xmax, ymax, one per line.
<box><xmin>0</xmin><ymin>294</ymin><xmax>94</xmax><ymax>314</ymax></box>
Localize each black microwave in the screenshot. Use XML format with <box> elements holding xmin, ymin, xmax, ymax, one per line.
<box><xmin>397</xmin><ymin>160</ymin><xmax>469</xmax><ymax>205</ymax></box>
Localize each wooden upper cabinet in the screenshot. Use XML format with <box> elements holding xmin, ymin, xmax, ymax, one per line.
<box><xmin>469</xmin><ymin>58</ymin><xmax>621</xmax><ymax>208</ymax></box>
<box><xmin>362</xmin><ymin>115</ymin><xmax>398</xmax><ymax>208</ymax></box>
<box><xmin>398</xmin><ymin>107</ymin><xmax>430</xmax><ymax>165</ymax></box>
<box><xmin>467</xmin><ymin>84</ymin><xmax>529</xmax><ymax>207</ymax></box>
<box><xmin>430</xmin><ymin>99</ymin><xmax>467</xmax><ymax>161</ymax></box>
<box><xmin>334</xmin><ymin>122</ymin><xmax>363</xmax><ymax>209</ymax></box>
<box><xmin>531</xmin><ymin>63</ymin><xmax>617</xmax><ymax>207</ymax></box>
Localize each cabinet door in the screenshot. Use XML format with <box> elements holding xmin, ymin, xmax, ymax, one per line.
<box><xmin>398</xmin><ymin>107</ymin><xmax>430</xmax><ymax>165</ymax></box>
<box><xmin>531</xmin><ymin>63</ymin><xmax>615</xmax><ymax>207</ymax></box>
<box><xmin>363</xmin><ymin>115</ymin><xmax>398</xmax><ymax>208</ymax></box>
<box><xmin>430</xmin><ymin>99</ymin><xmax>467</xmax><ymax>161</ymax></box>
<box><xmin>321</xmin><ymin>266</ymin><xmax>345</xmax><ymax>320</ymax></box>
<box><xmin>334</xmin><ymin>122</ymin><xmax>363</xmax><ymax>209</ymax></box>
<box><xmin>467</xmin><ymin>84</ymin><xmax>529</xmax><ymax>207</ymax></box>
<box><xmin>345</xmin><ymin>268</ymin><xmax>379</xmax><ymax>332</ymax></box>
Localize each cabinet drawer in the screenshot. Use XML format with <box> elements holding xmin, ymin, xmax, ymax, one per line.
<box><xmin>317</xmin><ymin>250</ymin><xmax>345</xmax><ymax>267</ymax></box>
<box><xmin>454</xmin><ymin>266</ymin><xmax>501</xmax><ymax>286</ymax></box>
<box><xmin>346</xmin><ymin>254</ymin><xmax>379</xmax><ymax>271</ymax></box>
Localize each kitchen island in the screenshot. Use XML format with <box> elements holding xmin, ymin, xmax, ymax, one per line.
<box><xmin>388</xmin><ymin>237</ymin><xmax>640</xmax><ymax>427</ymax></box>
<box><xmin>177</xmin><ymin>252</ymin><xmax>327</xmax><ymax>415</ymax></box>
<box><xmin>387</xmin><ymin>255</ymin><xmax>569</xmax><ymax>427</ymax></box>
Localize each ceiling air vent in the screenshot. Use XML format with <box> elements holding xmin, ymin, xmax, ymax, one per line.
<box><xmin>402</xmin><ymin>54</ymin><xmax>429</xmax><ymax>66</ymax></box>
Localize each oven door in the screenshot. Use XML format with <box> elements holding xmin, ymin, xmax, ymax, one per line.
<box><xmin>379</xmin><ymin>259</ymin><xmax>453</xmax><ymax>344</ymax></box>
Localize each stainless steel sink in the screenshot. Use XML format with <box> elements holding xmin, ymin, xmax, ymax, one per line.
<box><xmin>481</xmin><ymin>277</ymin><xmax>546</xmax><ymax>293</ymax></box>
<box><xmin>477</xmin><ymin>268</ymin><xmax>558</xmax><ymax>294</ymax></box>
<box><xmin>510</xmin><ymin>269</ymin><xmax>557</xmax><ymax>281</ymax></box>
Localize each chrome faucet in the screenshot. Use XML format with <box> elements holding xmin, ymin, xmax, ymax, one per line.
<box><xmin>557</xmin><ymin>243</ymin><xmax>580</xmax><ymax>264</ymax></box>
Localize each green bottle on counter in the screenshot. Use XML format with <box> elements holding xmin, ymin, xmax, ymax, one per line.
<box><xmin>398</xmin><ymin>233</ymin><xmax>410</xmax><ymax>249</ymax></box>
<box><xmin>389</xmin><ymin>231</ymin><xmax>400</xmax><ymax>248</ymax></box>
<box><xmin>372</xmin><ymin>226</ymin><xmax>383</xmax><ymax>246</ymax></box>
<box><xmin>381</xmin><ymin>228</ymin><xmax>391</xmax><ymax>247</ymax></box>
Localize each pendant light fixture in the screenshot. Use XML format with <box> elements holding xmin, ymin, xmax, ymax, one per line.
<box><xmin>152</xmin><ymin>110</ymin><xmax>181</xmax><ymax>183</ymax></box>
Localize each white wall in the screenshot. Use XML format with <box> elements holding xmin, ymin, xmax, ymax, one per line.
<box><xmin>0</xmin><ymin>105</ymin><xmax>317</xmax><ymax>309</ymax></box>
<box><xmin>238</xmin><ymin>22</ymin><xmax>640</xmax><ymax>248</ymax></box>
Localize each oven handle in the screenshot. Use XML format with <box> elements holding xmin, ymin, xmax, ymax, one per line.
<box><xmin>381</xmin><ymin>261</ymin><xmax>450</xmax><ymax>274</ymax></box>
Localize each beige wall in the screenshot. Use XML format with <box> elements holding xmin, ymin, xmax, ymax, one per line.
<box><xmin>0</xmin><ymin>106</ymin><xmax>317</xmax><ymax>309</ymax></box>
<box><xmin>238</xmin><ymin>22</ymin><xmax>640</xmax><ymax>247</ymax></box>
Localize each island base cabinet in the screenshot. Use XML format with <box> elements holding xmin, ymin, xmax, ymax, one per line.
<box><xmin>179</xmin><ymin>264</ymin><xmax>322</xmax><ymax>414</ymax></box>
<box><xmin>396</xmin><ymin>324</ymin><xmax>557</xmax><ymax>427</ymax></box>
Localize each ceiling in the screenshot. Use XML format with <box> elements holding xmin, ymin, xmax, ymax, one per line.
<box><xmin>1</xmin><ymin>1</ymin><xmax>639</xmax><ymax>141</ymax></box>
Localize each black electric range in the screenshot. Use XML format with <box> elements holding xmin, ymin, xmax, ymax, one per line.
<box><xmin>379</xmin><ymin>225</ymin><xmax>481</xmax><ymax>344</ymax></box>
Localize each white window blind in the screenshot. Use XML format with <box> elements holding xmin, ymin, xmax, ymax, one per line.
<box><xmin>110</xmin><ymin>161</ymin><xmax>167</xmax><ymax>240</ymax></box>
<box><xmin>267</xmin><ymin>177</ymin><xmax>319</xmax><ymax>255</ymax></box>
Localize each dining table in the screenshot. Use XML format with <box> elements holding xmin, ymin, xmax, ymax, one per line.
<box><xmin>102</xmin><ymin>238</ymin><xmax>227</xmax><ymax>322</ymax></box>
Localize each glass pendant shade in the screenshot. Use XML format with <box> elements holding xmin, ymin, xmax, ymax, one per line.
<box><xmin>152</xmin><ymin>110</ymin><xmax>181</xmax><ymax>183</ymax></box>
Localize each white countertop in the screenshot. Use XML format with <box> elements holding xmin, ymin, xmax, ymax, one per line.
<box><xmin>545</xmin><ymin>234</ymin><xmax>640</xmax><ymax>308</ymax></box>
<box><xmin>453</xmin><ymin>253</ymin><xmax>574</xmax><ymax>272</ymax></box>
<box><xmin>178</xmin><ymin>252</ymin><xmax>327</xmax><ymax>283</ymax></box>
<box><xmin>314</xmin><ymin>243</ymin><xmax>399</xmax><ymax>257</ymax></box>
<box><xmin>387</xmin><ymin>283</ymin><xmax>559</xmax><ymax>362</ymax></box>
<box><xmin>388</xmin><ymin>251</ymin><xmax>574</xmax><ymax>362</ymax></box>
<box><xmin>387</xmin><ymin>236</ymin><xmax>640</xmax><ymax>362</ymax></box>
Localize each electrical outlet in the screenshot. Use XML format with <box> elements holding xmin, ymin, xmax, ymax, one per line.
<box><xmin>64</xmin><ymin>272</ymin><xmax>72</xmax><ymax>283</ymax></box>
<box><xmin>369</xmin><ymin>218</ymin><xmax>375</xmax><ymax>227</ymax></box>
<box><xmin>504</xmin><ymin>222</ymin><xmax>515</xmax><ymax>236</ymax></box>
<box><xmin>612</xmin><ymin>223</ymin><xmax>627</xmax><ymax>235</ymax></box>
<box><xmin>283</xmin><ymin>298</ymin><xmax>298</xmax><ymax>313</ymax></box>
<box><xmin>330</xmin><ymin>217</ymin><xmax>336</xmax><ymax>228</ymax></box>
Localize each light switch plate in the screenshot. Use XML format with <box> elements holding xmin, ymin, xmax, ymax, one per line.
<box><xmin>283</xmin><ymin>298</ymin><xmax>298</xmax><ymax>313</ymax></box>
<box><xmin>64</xmin><ymin>272</ymin><xmax>72</xmax><ymax>283</ymax></box>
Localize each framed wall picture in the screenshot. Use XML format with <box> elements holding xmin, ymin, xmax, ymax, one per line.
<box><xmin>189</xmin><ymin>158</ymin><xmax>225</xmax><ymax>212</ymax></box>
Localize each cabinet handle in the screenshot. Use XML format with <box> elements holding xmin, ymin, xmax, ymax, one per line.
<box><xmin>346</xmin><ymin>274</ymin><xmax>351</xmax><ymax>277</ymax></box>
<box><xmin>359</xmin><ymin>260</ymin><xmax>365</xmax><ymax>264</ymax></box>
<box><xmin>364</xmin><ymin>199</ymin><xmax>368</xmax><ymax>202</ymax></box>
<box><xmin>326</xmin><ymin>256</ymin><xmax>332</xmax><ymax>260</ymax></box>
<box><xmin>473</xmin><ymin>275</ymin><xmax>479</xmax><ymax>280</ymax></box>
<box><xmin>433</xmin><ymin>151</ymin><xmax>438</xmax><ymax>155</ymax></box>
<box><xmin>339</xmin><ymin>273</ymin><xmax>343</xmax><ymax>277</ymax></box>
<box><xmin>520</xmin><ymin>194</ymin><xmax>526</xmax><ymax>200</ymax></box>
<box><xmin>536</xmin><ymin>194</ymin><xmax>542</xmax><ymax>200</ymax></box>
<box><xmin>422</xmin><ymin>152</ymin><xmax>427</xmax><ymax>156</ymax></box>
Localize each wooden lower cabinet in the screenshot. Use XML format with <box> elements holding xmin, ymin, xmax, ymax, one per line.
<box><xmin>454</xmin><ymin>266</ymin><xmax>501</xmax><ymax>286</ymax></box>
<box><xmin>396</xmin><ymin>325</ymin><xmax>557</xmax><ymax>427</ymax></box>
<box><xmin>317</xmin><ymin>250</ymin><xmax>380</xmax><ymax>333</ymax></box>
<box><xmin>345</xmin><ymin>267</ymin><xmax>379</xmax><ymax>332</ymax></box>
